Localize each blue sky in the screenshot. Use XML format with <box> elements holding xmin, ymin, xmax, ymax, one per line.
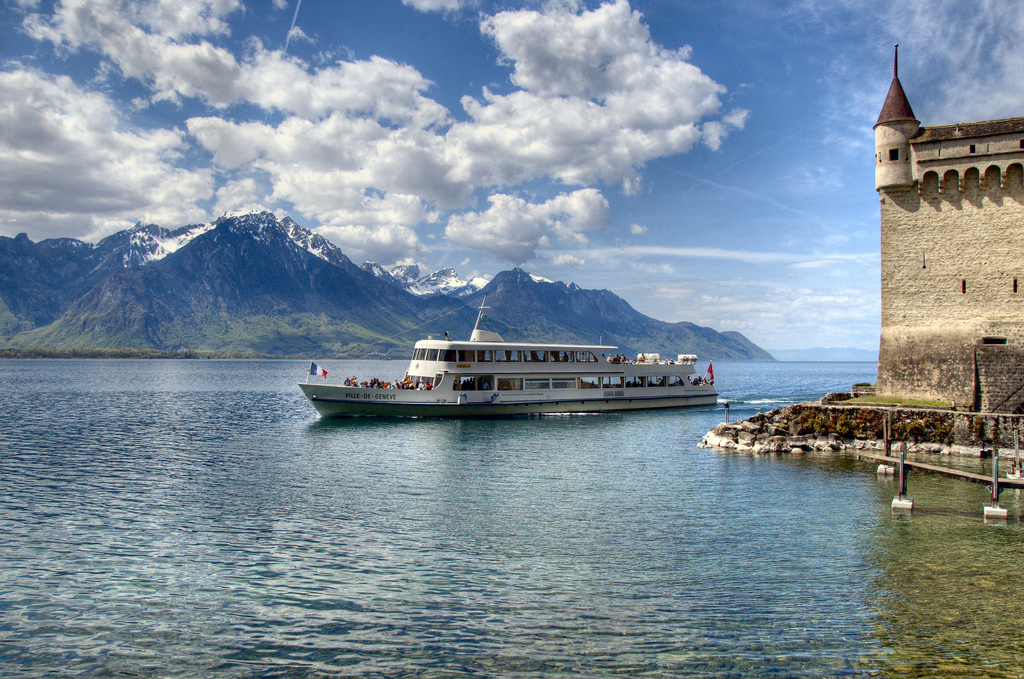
<box><xmin>2</xmin><ymin>0</ymin><xmax>1023</xmax><ymax>352</ymax></box>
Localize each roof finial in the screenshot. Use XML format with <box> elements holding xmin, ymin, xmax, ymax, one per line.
<box><xmin>894</xmin><ymin>43</ymin><xmax>899</xmax><ymax>79</ymax></box>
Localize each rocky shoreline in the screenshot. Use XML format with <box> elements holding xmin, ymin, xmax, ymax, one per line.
<box><xmin>700</xmin><ymin>397</ymin><xmax>1021</xmax><ymax>458</ymax></box>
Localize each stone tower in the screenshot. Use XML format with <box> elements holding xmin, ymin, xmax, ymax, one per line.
<box><xmin>875</xmin><ymin>48</ymin><xmax>1024</xmax><ymax>411</ymax></box>
<box><xmin>874</xmin><ymin>46</ymin><xmax>918</xmax><ymax>191</ymax></box>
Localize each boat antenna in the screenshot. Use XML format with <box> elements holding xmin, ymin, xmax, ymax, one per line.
<box><xmin>472</xmin><ymin>294</ymin><xmax>489</xmax><ymax>337</ymax></box>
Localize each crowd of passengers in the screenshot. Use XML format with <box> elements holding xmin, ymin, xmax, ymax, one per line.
<box><xmin>607</xmin><ymin>353</ymin><xmax>675</xmax><ymax>365</ymax></box>
<box><xmin>343</xmin><ymin>375</ymin><xmax>434</xmax><ymax>390</ymax></box>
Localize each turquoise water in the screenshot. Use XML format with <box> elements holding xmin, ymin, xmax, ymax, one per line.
<box><xmin>1</xmin><ymin>359</ymin><xmax>1022</xmax><ymax>678</ymax></box>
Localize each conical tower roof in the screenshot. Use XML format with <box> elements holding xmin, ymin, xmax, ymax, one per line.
<box><xmin>875</xmin><ymin>45</ymin><xmax>917</xmax><ymax>127</ymax></box>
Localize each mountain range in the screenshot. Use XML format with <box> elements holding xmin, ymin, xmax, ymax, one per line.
<box><xmin>0</xmin><ymin>212</ymin><xmax>773</xmax><ymax>360</ymax></box>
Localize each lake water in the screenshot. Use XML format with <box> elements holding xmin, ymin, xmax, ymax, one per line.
<box><xmin>1</xmin><ymin>359</ymin><xmax>1022</xmax><ymax>678</ymax></box>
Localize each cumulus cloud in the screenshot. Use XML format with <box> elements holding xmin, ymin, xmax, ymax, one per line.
<box><xmin>315</xmin><ymin>223</ymin><xmax>428</xmax><ymax>267</ymax></box>
<box><xmin>0</xmin><ymin>67</ymin><xmax>212</xmax><ymax>239</ymax></box>
<box><xmin>445</xmin><ymin>189</ymin><xmax>609</xmax><ymax>264</ymax></box>
<box><xmin>630</xmin><ymin>223</ymin><xmax>647</xmax><ymax>235</ymax></box>
<box><xmin>402</xmin><ymin>0</ymin><xmax>472</xmax><ymax>11</ymax></box>
<box><xmin>11</xmin><ymin>0</ymin><xmax>743</xmax><ymax>264</ymax></box>
<box><xmin>446</xmin><ymin>0</ymin><xmax>746</xmax><ymax>192</ymax></box>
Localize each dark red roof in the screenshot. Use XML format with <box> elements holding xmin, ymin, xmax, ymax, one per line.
<box><xmin>912</xmin><ymin>117</ymin><xmax>1024</xmax><ymax>143</ymax></box>
<box><xmin>875</xmin><ymin>77</ymin><xmax>917</xmax><ymax>127</ymax></box>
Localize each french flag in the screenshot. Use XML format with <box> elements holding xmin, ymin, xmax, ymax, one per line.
<box><xmin>309</xmin><ymin>362</ymin><xmax>327</xmax><ymax>378</ymax></box>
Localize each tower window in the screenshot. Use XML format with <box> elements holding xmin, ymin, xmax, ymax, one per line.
<box><xmin>889</xmin><ymin>149</ymin><xmax>900</xmax><ymax>161</ymax></box>
<box><xmin>1020</xmin><ymin>139</ymin><xmax>1023</xmax><ymax>149</ymax></box>
<box><xmin>1015</xmin><ymin>278</ymin><xmax>1019</xmax><ymax>293</ymax></box>
<box><xmin>962</xmin><ymin>279</ymin><xmax>967</xmax><ymax>294</ymax></box>
<box><xmin>922</xmin><ymin>253</ymin><xmax>926</xmax><ymax>269</ymax></box>
<box><xmin>969</xmin><ymin>144</ymin><xmax>976</xmax><ymax>154</ymax></box>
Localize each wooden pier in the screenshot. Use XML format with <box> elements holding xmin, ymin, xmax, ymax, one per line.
<box><xmin>855</xmin><ymin>450</ymin><xmax>1024</xmax><ymax>490</ymax></box>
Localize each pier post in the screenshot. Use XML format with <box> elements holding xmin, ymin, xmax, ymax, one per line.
<box><xmin>724</xmin><ymin>400</ymin><xmax>730</xmax><ymax>423</ymax></box>
<box><xmin>884</xmin><ymin>411</ymin><xmax>891</xmax><ymax>458</ymax></box>
<box><xmin>984</xmin><ymin>446</ymin><xmax>1008</xmax><ymax>520</ymax></box>
<box><xmin>892</xmin><ymin>442</ymin><xmax>914</xmax><ymax>512</ymax></box>
<box><xmin>1012</xmin><ymin>429</ymin><xmax>1022</xmax><ymax>479</ymax></box>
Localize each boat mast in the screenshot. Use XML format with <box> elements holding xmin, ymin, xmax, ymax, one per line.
<box><xmin>471</xmin><ymin>294</ymin><xmax>489</xmax><ymax>338</ymax></box>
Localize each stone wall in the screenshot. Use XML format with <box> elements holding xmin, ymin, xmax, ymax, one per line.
<box><xmin>877</xmin><ymin>161</ymin><xmax>1024</xmax><ymax>408</ymax></box>
<box><xmin>701</xmin><ymin>402</ymin><xmax>1024</xmax><ymax>455</ymax></box>
<box><xmin>976</xmin><ymin>344</ymin><xmax>1024</xmax><ymax>412</ymax></box>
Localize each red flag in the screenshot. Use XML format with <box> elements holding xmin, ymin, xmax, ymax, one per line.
<box><xmin>309</xmin><ymin>362</ymin><xmax>328</xmax><ymax>378</ymax></box>
<box><xmin>706</xmin><ymin>361</ymin><xmax>713</xmax><ymax>381</ymax></box>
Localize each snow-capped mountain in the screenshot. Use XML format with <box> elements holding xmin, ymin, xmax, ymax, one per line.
<box><xmin>94</xmin><ymin>222</ymin><xmax>215</xmax><ymax>269</ymax></box>
<box><xmin>363</xmin><ymin>262</ymin><xmax>488</xmax><ymax>298</ymax></box>
<box><xmin>0</xmin><ymin>210</ymin><xmax>772</xmax><ymax>359</ymax></box>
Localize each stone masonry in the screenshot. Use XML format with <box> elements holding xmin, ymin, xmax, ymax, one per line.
<box><xmin>874</xmin><ymin>48</ymin><xmax>1024</xmax><ymax>411</ymax></box>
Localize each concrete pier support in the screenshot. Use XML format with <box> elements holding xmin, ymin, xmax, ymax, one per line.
<box><xmin>984</xmin><ymin>452</ymin><xmax>1008</xmax><ymax>520</ymax></box>
<box><xmin>892</xmin><ymin>443</ymin><xmax>914</xmax><ymax>512</ymax></box>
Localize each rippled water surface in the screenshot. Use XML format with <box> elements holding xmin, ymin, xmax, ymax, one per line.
<box><xmin>2</xmin><ymin>359</ymin><xmax>1023</xmax><ymax>677</ymax></box>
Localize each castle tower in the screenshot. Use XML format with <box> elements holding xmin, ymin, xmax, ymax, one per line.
<box><xmin>874</xmin><ymin>46</ymin><xmax>919</xmax><ymax>190</ymax></box>
<box><xmin>874</xmin><ymin>47</ymin><xmax>1024</xmax><ymax>411</ymax></box>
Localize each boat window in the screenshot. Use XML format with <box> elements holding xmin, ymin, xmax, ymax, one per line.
<box><xmin>440</xmin><ymin>349</ymin><xmax>456</xmax><ymax>362</ymax></box>
<box><xmin>433</xmin><ymin>373</ymin><xmax>444</xmax><ymax>389</ymax></box>
<box><xmin>457</xmin><ymin>350</ymin><xmax>472</xmax><ymax>362</ymax></box>
<box><xmin>578</xmin><ymin>376</ymin><xmax>600</xmax><ymax>389</ymax></box>
<box><xmin>602</xmin><ymin>376</ymin><xmax>624</xmax><ymax>388</ymax></box>
<box><xmin>551</xmin><ymin>378</ymin><xmax>574</xmax><ymax>389</ymax></box>
<box><xmin>668</xmin><ymin>376</ymin><xmax>684</xmax><ymax>387</ymax></box>
<box><xmin>650</xmin><ymin>376</ymin><xmax>667</xmax><ymax>387</ymax></box>
<box><xmin>524</xmin><ymin>378</ymin><xmax>549</xmax><ymax>390</ymax></box>
<box><xmin>625</xmin><ymin>377</ymin><xmax>644</xmax><ymax>388</ymax></box>
<box><xmin>550</xmin><ymin>350</ymin><xmax>570</xmax><ymax>362</ymax></box>
<box><xmin>455</xmin><ymin>376</ymin><xmax>480</xmax><ymax>390</ymax></box>
<box><xmin>496</xmin><ymin>350</ymin><xmax>520</xmax><ymax>362</ymax></box>
<box><xmin>478</xmin><ymin>350</ymin><xmax>492</xmax><ymax>362</ymax></box>
<box><xmin>525</xmin><ymin>351</ymin><xmax>548</xmax><ymax>362</ymax></box>
<box><xmin>426</xmin><ymin>349</ymin><xmax>439</xmax><ymax>361</ymax></box>
<box><xmin>414</xmin><ymin>348</ymin><xmax>427</xmax><ymax>360</ymax></box>
<box><xmin>476</xmin><ymin>375</ymin><xmax>494</xmax><ymax>390</ymax></box>
<box><xmin>497</xmin><ymin>377</ymin><xmax>523</xmax><ymax>391</ymax></box>
<box><xmin>574</xmin><ymin>351</ymin><xmax>596</xmax><ymax>362</ymax></box>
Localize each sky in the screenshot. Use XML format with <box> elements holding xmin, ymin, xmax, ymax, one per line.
<box><xmin>2</xmin><ymin>0</ymin><xmax>1023</xmax><ymax>352</ymax></box>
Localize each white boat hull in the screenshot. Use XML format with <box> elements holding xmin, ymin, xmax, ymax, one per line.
<box><xmin>299</xmin><ymin>382</ymin><xmax>717</xmax><ymax>418</ymax></box>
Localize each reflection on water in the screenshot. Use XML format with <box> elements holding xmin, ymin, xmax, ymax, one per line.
<box><xmin>1</xmin><ymin>359</ymin><xmax>1022</xmax><ymax>677</ymax></box>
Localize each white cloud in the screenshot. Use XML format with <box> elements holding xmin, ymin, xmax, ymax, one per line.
<box><xmin>443</xmin><ymin>0</ymin><xmax>745</xmax><ymax>193</ymax></box>
<box><xmin>630</xmin><ymin>223</ymin><xmax>647</xmax><ymax>235</ymax></box>
<box><xmin>402</xmin><ymin>0</ymin><xmax>472</xmax><ymax>11</ymax></box>
<box><xmin>445</xmin><ymin>189</ymin><xmax>609</xmax><ymax>264</ymax></box>
<box><xmin>623</xmin><ymin>277</ymin><xmax>881</xmax><ymax>351</ymax></box>
<box><xmin>0</xmin><ymin>67</ymin><xmax>212</xmax><ymax>239</ymax></box>
<box><xmin>12</xmin><ymin>0</ymin><xmax>744</xmax><ymax>265</ymax></box>
<box><xmin>315</xmin><ymin>222</ymin><xmax>428</xmax><ymax>267</ymax></box>
<box><xmin>213</xmin><ymin>177</ymin><xmax>268</xmax><ymax>216</ymax></box>
<box><xmin>893</xmin><ymin>0</ymin><xmax>1024</xmax><ymax>121</ymax></box>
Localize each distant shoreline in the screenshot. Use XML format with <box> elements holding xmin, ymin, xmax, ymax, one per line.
<box><xmin>0</xmin><ymin>348</ymin><xmax>355</xmax><ymax>360</ymax></box>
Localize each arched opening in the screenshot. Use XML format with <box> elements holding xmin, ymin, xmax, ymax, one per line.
<box><xmin>942</xmin><ymin>169</ymin><xmax>960</xmax><ymax>196</ymax></box>
<box><xmin>963</xmin><ymin>167</ymin><xmax>981</xmax><ymax>194</ymax></box>
<box><xmin>921</xmin><ymin>170</ymin><xmax>940</xmax><ymax>196</ymax></box>
<box><xmin>984</xmin><ymin>165</ymin><xmax>1003</xmax><ymax>192</ymax></box>
<box><xmin>1006</xmin><ymin>163</ymin><xmax>1024</xmax><ymax>192</ymax></box>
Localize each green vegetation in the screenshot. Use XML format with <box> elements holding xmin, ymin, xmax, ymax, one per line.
<box><xmin>847</xmin><ymin>394</ymin><xmax>953</xmax><ymax>407</ymax></box>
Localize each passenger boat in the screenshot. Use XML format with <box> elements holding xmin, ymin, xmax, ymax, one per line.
<box><xmin>299</xmin><ymin>299</ymin><xmax>717</xmax><ymax>417</ymax></box>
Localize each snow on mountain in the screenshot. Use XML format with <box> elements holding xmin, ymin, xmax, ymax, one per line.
<box><xmin>95</xmin><ymin>221</ymin><xmax>215</xmax><ymax>268</ymax></box>
<box><xmin>280</xmin><ymin>216</ymin><xmax>350</xmax><ymax>266</ymax></box>
<box><xmin>363</xmin><ymin>262</ymin><xmax>489</xmax><ymax>298</ymax></box>
<box><xmin>361</xmin><ymin>262</ymin><xmax>403</xmax><ymax>288</ymax></box>
<box><xmin>390</xmin><ymin>264</ymin><xmax>421</xmax><ymax>288</ymax></box>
